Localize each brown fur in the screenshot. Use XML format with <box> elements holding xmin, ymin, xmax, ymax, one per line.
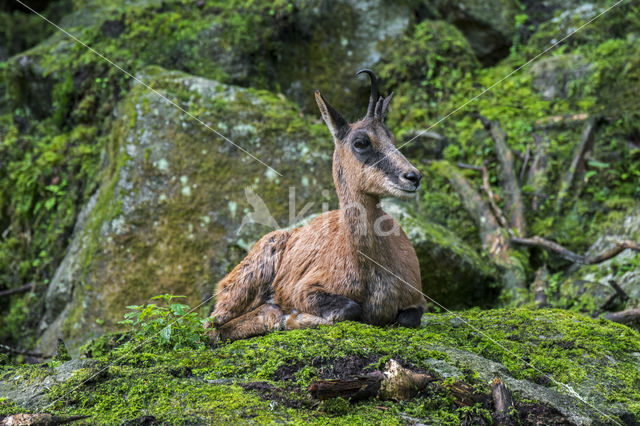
<box><xmin>207</xmin><ymin>73</ymin><xmax>426</xmax><ymax>342</ymax></box>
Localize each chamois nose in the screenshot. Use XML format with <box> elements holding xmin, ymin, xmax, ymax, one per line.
<box><xmin>402</xmin><ymin>171</ymin><xmax>422</xmax><ymax>186</ymax></box>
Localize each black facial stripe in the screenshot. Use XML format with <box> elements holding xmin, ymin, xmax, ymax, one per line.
<box><xmin>353</xmin><ymin>147</ymin><xmax>404</xmax><ymax>184</ymax></box>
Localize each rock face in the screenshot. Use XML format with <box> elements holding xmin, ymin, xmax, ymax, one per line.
<box><xmin>421</xmin><ymin>0</ymin><xmax>520</xmax><ymax>65</ymax></box>
<box><xmin>529</xmin><ymin>54</ymin><xmax>591</xmax><ymax>100</ymax></box>
<box><xmin>3</xmin><ymin>310</ymin><xmax>640</xmax><ymax>424</ymax></box>
<box><xmin>37</xmin><ymin>67</ymin><xmax>335</xmax><ymax>353</ymax></box>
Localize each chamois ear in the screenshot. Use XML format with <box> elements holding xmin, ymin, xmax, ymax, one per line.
<box><xmin>315</xmin><ymin>90</ymin><xmax>349</xmax><ymax>140</ymax></box>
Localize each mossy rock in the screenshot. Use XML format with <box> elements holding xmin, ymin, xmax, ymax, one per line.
<box><xmin>558</xmin><ymin>207</ymin><xmax>640</xmax><ymax>316</ymax></box>
<box><xmin>3</xmin><ymin>309</ymin><xmax>640</xmax><ymax>423</ymax></box>
<box><xmin>36</xmin><ymin>67</ymin><xmax>336</xmax><ymax>354</ymax></box>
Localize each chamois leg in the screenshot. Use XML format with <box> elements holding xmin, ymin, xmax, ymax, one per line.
<box><xmin>212</xmin><ymin>303</ymin><xmax>284</xmax><ymax>342</ymax></box>
<box><xmin>306</xmin><ymin>291</ymin><xmax>362</xmax><ymax>323</ymax></box>
<box><xmin>395</xmin><ymin>306</ymin><xmax>424</xmax><ymax>328</ymax></box>
<box><xmin>280</xmin><ymin>291</ymin><xmax>362</xmax><ymax>330</ymax></box>
<box><xmin>210</xmin><ymin>230</ymin><xmax>289</xmax><ymax>327</ymax></box>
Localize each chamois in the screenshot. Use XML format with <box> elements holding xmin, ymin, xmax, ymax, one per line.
<box><xmin>205</xmin><ymin>69</ymin><xmax>426</xmax><ymax>342</ymax></box>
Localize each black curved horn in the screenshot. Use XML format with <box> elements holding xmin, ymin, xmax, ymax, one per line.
<box><xmin>356</xmin><ymin>69</ymin><xmax>380</xmax><ymax>118</ymax></box>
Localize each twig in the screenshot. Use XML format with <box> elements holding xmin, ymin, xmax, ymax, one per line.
<box><xmin>0</xmin><ymin>283</ymin><xmax>33</xmax><ymax>298</ymax></box>
<box><xmin>478</xmin><ymin>115</ymin><xmax>526</xmax><ymax>236</ymax></box>
<box><xmin>0</xmin><ymin>343</ymin><xmax>50</xmax><ymax>359</ymax></box>
<box><xmin>456</xmin><ymin>162</ymin><xmax>483</xmax><ymax>171</ymax></box>
<box><xmin>511</xmin><ymin>237</ymin><xmax>640</xmax><ymax>265</ymax></box>
<box><xmin>556</xmin><ymin>117</ymin><xmax>598</xmax><ymax>211</ymax></box>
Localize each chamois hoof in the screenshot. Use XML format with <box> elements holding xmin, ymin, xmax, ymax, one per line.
<box><xmin>205</xmin><ymin>327</ymin><xmax>220</xmax><ymax>346</ymax></box>
<box><xmin>396</xmin><ymin>308</ymin><xmax>423</xmax><ymax>328</ymax></box>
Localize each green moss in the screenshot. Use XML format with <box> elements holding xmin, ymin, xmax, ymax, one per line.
<box><xmin>2</xmin><ymin>309</ymin><xmax>638</xmax><ymax>423</ymax></box>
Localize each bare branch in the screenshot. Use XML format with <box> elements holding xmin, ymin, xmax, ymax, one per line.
<box><xmin>519</xmin><ymin>144</ymin><xmax>530</xmax><ymax>186</ymax></box>
<box><xmin>478</xmin><ymin>115</ymin><xmax>526</xmax><ymax>236</ymax></box>
<box><xmin>511</xmin><ymin>237</ymin><xmax>640</xmax><ymax>265</ymax></box>
<box><xmin>456</xmin><ymin>162</ymin><xmax>483</xmax><ymax>171</ymax></box>
<box><xmin>0</xmin><ymin>283</ymin><xmax>33</xmax><ymax>298</ymax></box>
<box><xmin>556</xmin><ymin>117</ymin><xmax>598</xmax><ymax>211</ymax></box>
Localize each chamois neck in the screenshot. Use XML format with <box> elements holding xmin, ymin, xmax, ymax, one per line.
<box><xmin>335</xmin><ymin>178</ymin><xmax>385</xmax><ymax>252</ymax></box>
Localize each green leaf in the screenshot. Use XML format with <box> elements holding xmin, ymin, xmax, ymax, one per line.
<box><xmin>587</xmin><ymin>160</ymin><xmax>609</xmax><ymax>169</ymax></box>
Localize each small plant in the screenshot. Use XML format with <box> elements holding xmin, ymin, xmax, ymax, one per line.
<box><xmin>118</xmin><ymin>294</ymin><xmax>207</xmax><ymax>350</ymax></box>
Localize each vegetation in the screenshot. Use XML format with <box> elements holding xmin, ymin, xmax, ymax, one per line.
<box><xmin>1</xmin><ymin>0</ymin><xmax>640</xmax><ymax>422</ymax></box>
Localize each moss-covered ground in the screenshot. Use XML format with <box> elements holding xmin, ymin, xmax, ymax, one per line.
<box><xmin>2</xmin><ymin>309</ymin><xmax>639</xmax><ymax>424</ymax></box>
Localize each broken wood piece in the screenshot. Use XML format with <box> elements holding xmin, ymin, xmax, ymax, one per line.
<box><xmin>308</xmin><ymin>359</ymin><xmax>434</xmax><ymax>402</ymax></box>
<box><xmin>491</xmin><ymin>378</ymin><xmax>517</xmax><ymax>425</ymax></box>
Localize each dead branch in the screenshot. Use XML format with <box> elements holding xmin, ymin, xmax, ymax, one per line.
<box><xmin>0</xmin><ymin>343</ymin><xmax>49</xmax><ymax>359</ymax></box>
<box><xmin>0</xmin><ymin>283</ymin><xmax>33</xmax><ymax>298</ymax></box>
<box><xmin>532</xmin><ymin>265</ymin><xmax>549</xmax><ymax>308</ymax></box>
<box><xmin>556</xmin><ymin>117</ymin><xmax>598</xmax><ymax>211</ymax></box>
<box><xmin>436</xmin><ymin>161</ymin><xmax>499</xmax><ymax>246</ymax></box>
<box><xmin>481</xmin><ymin>165</ymin><xmax>510</xmax><ymax>230</ymax></box>
<box><xmin>603</xmin><ymin>309</ymin><xmax>640</xmax><ymax>327</ymax></box>
<box><xmin>491</xmin><ymin>378</ymin><xmax>517</xmax><ymax>426</ymax></box>
<box><xmin>608</xmin><ymin>280</ymin><xmax>629</xmax><ymax>302</ymax></box>
<box><xmin>527</xmin><ymin>133</ymin><xmax>550</xmax><ymax>211</ymax></box>
<box><xmin>478</xmin><ymin>115</ymin><xmax>526</xmax><ymax>236</ymax></box>
<box><xmin>511</xmin><ymin>237</ymin><xmax>640</xmax><ymax>265</ymax></box>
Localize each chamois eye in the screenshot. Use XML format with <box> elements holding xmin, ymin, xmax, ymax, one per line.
<box><xmin>353</xmin><ymin>137</ymin><xmax>371</xmax><ymax>153</ymax></box>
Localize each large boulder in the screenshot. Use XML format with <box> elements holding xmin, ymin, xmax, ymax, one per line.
<box><xmin>3</xmin><ymin>310</ymin><xmax>640</xmax><ymax>423</ymax></box>
<box><xmin>384</xmin><ymin>200</ymin><xmax>499</xmax><ymax>308</ymax></box>
<box><xmin>36</xmin><ymin>67</ymin><xmax>335</xmax><ymax>353</ymax></box>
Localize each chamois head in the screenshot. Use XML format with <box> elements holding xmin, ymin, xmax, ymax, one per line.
<box><xmin>315</xmin><ymin>69</ymin><xmax>421</xmax><ymax>200</ymax></box>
